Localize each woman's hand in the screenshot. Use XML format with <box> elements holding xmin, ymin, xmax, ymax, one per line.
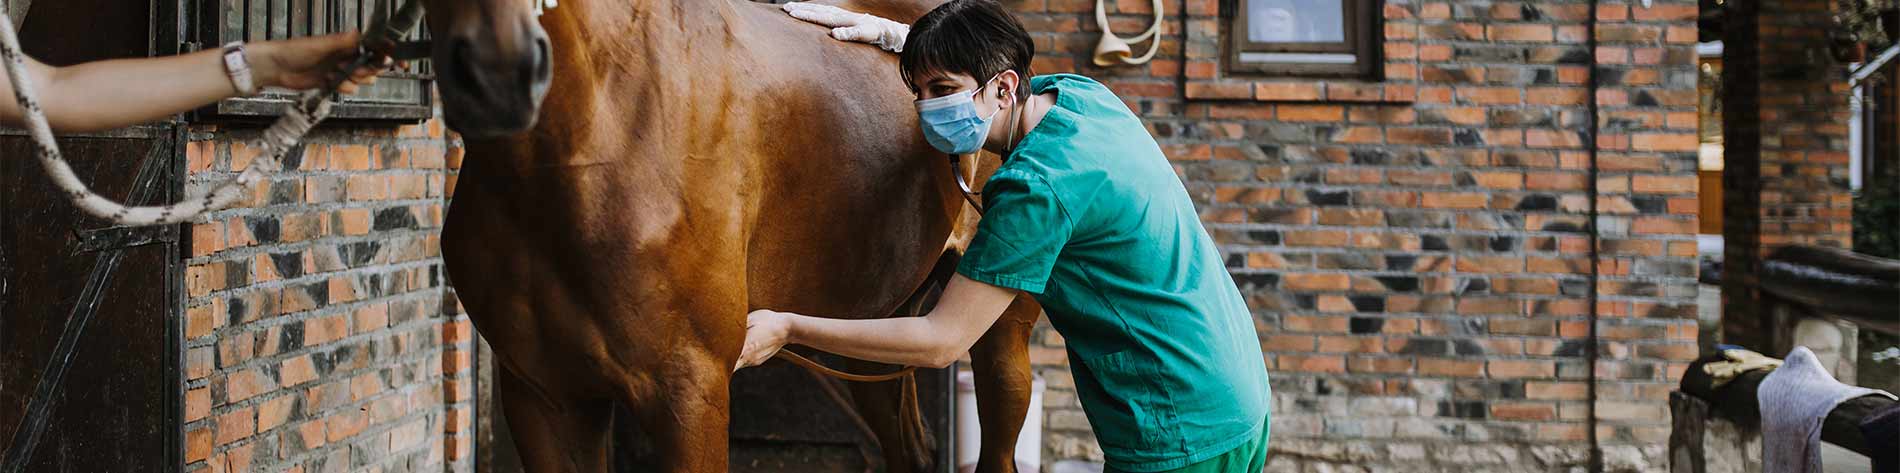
<box><xmin>782</xmin><ymin>2</ymin><xmax>910</xmax><ymax>53</ymax></box>
<box><xmin>251</xmin><ymin>32</ymin><xmax>394</xmax><ymax>94</ymax></box>
<box><xmin>735</xmin><ymin>309</ymin><xmax>795</xmax><ymax>371</ymax></box>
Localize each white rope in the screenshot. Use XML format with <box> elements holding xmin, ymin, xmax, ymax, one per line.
<box><xmin>0</xmin><ymin>1</ymin><xmax>421</xmax><ymax>226</ymax></box>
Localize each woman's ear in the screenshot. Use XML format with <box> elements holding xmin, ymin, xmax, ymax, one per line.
<box><xmin>997</xmin><ymin>70</ymin><xmax>1022</xmax><ymax>107</ymax></box>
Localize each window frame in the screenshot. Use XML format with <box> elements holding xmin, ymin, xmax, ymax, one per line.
<box><xmin>191</xmin><ymin>0</ymin><xmax>434</xmax><ymax>123</ymax></box>
<box><xmin>1225</xmin><ymin>0</ymin><xmax>1381</xmax><ymax>79</ymax></box>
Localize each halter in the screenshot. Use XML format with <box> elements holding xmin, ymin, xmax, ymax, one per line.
<box><xmin>0</xmin><ymin>0</ymin><xmax>427</xmax><ymax>226</ymax></box>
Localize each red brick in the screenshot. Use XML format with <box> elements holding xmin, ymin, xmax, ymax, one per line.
<box><xmin>1261</xmin><ymin>335</ymin><xmax>1316</xmax><ymax>352</ymax></box>
<box><xmin>1185</xmin><ymin>81</ymin><xmax>1253</xmax><ymax>100</ymax></box>
<box><xmin>1489</xmin><ymin>24</ymin><xmax>1554</xmax><ymax>42</ymax></box>
<box><xmin>338</xmin><ymin>208</ymin><xmax>372</xmax><ymax>236</ymax></box>
<box><xmin>1256</xmin><ymin>82</ymin><xmax>1321</xmax><ymax>101</ymax></box>
<box><xmin>1278</xmin><ymin>354</ymin><xmax>1347</xmax><ymax>373</ymax></box>
<box><xmin>1277</xmin><ymin>105</ymin><xmax>1345</xmax><ymax>122</ymax></box>
<box><xmin>1324</xmin><ymin>83</ymin><xmax>1384</xmax><ymax>102</ymax></box>
<box><xmin>1633</xmin><ymin>217</ymin><xmax>1695</xmax><ymax>235</ymax></box>
<box><xmin>186</xmin><ymin>427</ymin><xmax>213</xmax><ymax>463</ymax></box>
<box><xmin>1457</xmin><ymin>255</ymin><xmax>1526</xmax><ymax>273</ymax></box>
<box><xmin>281</xmin><ymin>354</ymin><xmax>319</xmax><ymax>387</ymax></box>
<box><xmin>1492</xmin><ymin>402</ymin><xmax>1557</xmax><ymax>421</ymax></box>
<box><xmin>1317</xmin><ymin>335</ymin><xmax>1383</xmax><ymax>353</ymax></box>
<box><xmin>1632</xmin><ymin>4</ymin><xmax>1697</xmax><ymax>21</ymax></box>
<box><xmin>1471</xmin><ymin>171</ymin><xmax>1524</xmax><ymax>190</ymax></box>
<box><xmin>1488</xmin><ymin>360</ymin><xmax>1557</xmax><ymax>378</ymax></box>
<box><xmin>186</xmin><ymin>387</ymin><xmax>211</xmax><ymax>422</ymax></box>
<box><xmin>215</xmin><ymin>406</ymin><xmax>256</xmax><ymax>446</ymax></box>
<box><xmin>259</xmin><ymin>396</ymin><xmax>297</xmax><ymax>432</ymax></box>
<box><xmin>225</xmin><ymin>368</ymin><xmax>274</xmax><ymax>403</ymax></box>
<box><xmin>326</xmin><ymin>410</ymin><xmax>368</xmax><ymax>442</ymax></box>
<box><xmin>1458</xmin><ymin>87</ymin><xmax>1521</xmax><ymax>105</ymax></box>
<box><xmin>1420</xmin><ymin>192</ymin><xmax>1488</xmax><ymax>209</ymax></box>
<box><xmin>1527</xmin><ymin>87</ymin><xmax>1587</xmax><ymax>105</ymax></box>
<box><xmin>1284</xmin><ymin>273</ymin><xmax>1351</xmax><ymax>291</ymax></box>
<box><xmin>1283</xmin><ymin>315</ymin><xmax>1350</xmax><ymax>333</ymax></box>
<box><xmin>1349</xmin><ymin>356</ymin><xmax>1414</xmax><ymax>374</ymax></box>
<box><xmin>303</xmin><ymin>315</ymin><xmax>350</xmax><ymax>347</ymax></box>
<box><xmin>1632</xmin><ymin>175</ymin><xmax>1697</xmax><ymax>193</ymax></box>
<box><xmin>351</xmin><ymin>373</ymin><xmax>386</xmax><ymax>402</ymax></box>
<box><xmin>1209</xmin><ymin>104</ymin><xmax>1273</xmax><ymax>120</ymax></box>
<box><xmin>1526</xmin><ymin>129</ymin><xmax>1584</xmax><ymax>148</ymax></box>
<box><xmin>1387</xmin><ymin>128</ymin><xmax>1453</xmax><ymax>145</ymax></box>
<box><xmin>186</xmin><ymin>302</ymin><xmax>220</xmax><ymax>340</ymax></box>
<box><xmin>1632</xmin><ymin>133</ymin><xmax>1697</xmax><ymax>152</ymax></box>
<box><xmin>1418</xmin><ymin>358</ymin><xmax>1484</xmax><ymax>377</ymax></box>
<box><xmin>190</xmin><ymin>223</ymin><xmax>224</xmax><ymax>258</ymax></box>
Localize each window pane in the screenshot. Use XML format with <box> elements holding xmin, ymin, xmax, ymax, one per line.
<box><xmin>1247</xmin><ymin>0</ymin><xmax>1346</xmax><ymax>43</ymax></box>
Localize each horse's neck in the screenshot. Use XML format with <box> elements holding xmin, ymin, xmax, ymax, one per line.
<box><xmin>502</xmin><ymin>1</ymin><xmax>737</xmax><ymax>167</ymax></box>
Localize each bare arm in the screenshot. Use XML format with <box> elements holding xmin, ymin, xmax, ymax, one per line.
<box><xmin>737</xmin><ymin>274</ymin><xmax>1020</xmax><ymax>370</ymax></box>
<box><xmin>0</xmin><ymin>33</ymin><xmax>386</xmax><ymax>132</ymax></box>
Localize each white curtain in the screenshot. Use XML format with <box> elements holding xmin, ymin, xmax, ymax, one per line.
<box><xmin>6</xmin><ymin>0</ymin><xmax>29</xmax><ymax>31</ymax></box>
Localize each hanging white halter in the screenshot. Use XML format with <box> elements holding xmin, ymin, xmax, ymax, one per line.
<box><xmin>0</xmin><ymin>0</ymin><xmax>423</xmax><ymax>225</ymax></box>
<box><xmin>1091</xmin><ymin>0</ymin><xmax>1165</xmax><ymax>66</ymax></box>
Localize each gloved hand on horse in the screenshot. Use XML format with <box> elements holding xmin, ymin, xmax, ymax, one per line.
<box><xmin>782</xmin><ymin>2</ymin><xmax>911</xmax><ymax>53</ymax></box>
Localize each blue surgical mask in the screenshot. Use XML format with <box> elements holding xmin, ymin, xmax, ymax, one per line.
<box><xmin>916</xmin><ymin>79</ymin><xmax>1003</xmax><ymax>155</ymax></box>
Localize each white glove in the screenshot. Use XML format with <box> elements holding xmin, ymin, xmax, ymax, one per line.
<box><xmin>782</xmin><ymin>2</ymin><xmax>911</xmax><ymax>53</ymax></box>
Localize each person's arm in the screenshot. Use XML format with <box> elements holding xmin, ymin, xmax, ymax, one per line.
<box><xmin>0</xmin><ymin>32</ymin><xmax>387</xmax><ymax>132</ymax></box>
<box><xmin>736</xmin><ymin>274</ymin><xmax>1019</xmax><ymax>370</ymax></box>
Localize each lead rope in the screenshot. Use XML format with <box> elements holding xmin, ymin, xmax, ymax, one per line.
<box><xmin>0</xmin><ymin>0</ymin><xmax>424</xmax><ymax>226</ymax></box>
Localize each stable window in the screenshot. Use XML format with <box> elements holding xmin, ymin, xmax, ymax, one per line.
<box><xmin>196</xmin><ymin>0</ymin><xmax>433</xmax><ymax>121</ymax></box>
<box><xmin>1228</xmin><ymin>0</ymin><xmax>1379</xmax><ymax>78</ymax></box>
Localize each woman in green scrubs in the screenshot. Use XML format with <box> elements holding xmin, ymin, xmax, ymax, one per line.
<box><xmin>734</xmin><ymin>1</ymin><xmax>1272</xmax><ymax>471</ymax></box>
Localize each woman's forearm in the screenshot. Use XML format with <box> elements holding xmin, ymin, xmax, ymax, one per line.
<box><xmin>786</xmin><ymin>314</ymin><xmax>963</xmax><ymax>368</ymax></box>
<box><xmin>34</xmin><ymin>48</ymin><xmax>242</xmax><ymax>132</ymax></box>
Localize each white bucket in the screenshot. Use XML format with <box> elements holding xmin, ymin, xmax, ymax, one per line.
<box><xmin>955</xmin><ymin>370</ymin><xmax>1044</xmax><ymax>473</ymax></box>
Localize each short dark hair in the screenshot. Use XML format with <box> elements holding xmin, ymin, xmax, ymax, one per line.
<box><xmin>898</xmin><ymin>0</ymin><xmax>1036</xmax><ymax>100</ymax></box>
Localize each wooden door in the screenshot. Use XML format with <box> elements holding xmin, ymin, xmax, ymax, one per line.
<box><xmin>0</xmin><ymin>2</ymin><xmax>184</xmax><ymax>471</ymax></box>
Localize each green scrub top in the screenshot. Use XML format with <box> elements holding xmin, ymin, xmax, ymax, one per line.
<box><xmin>956</xmin><ymin>74</ymin><xmax>1272</xmax><ymax>472</ymax></box>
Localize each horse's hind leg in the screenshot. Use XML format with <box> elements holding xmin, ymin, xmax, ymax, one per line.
<box><xmin>497</xmin><ymin>367</ymin><xmax>613</xmax><ymax>473</ymax></box>
<box><xmin>966</xmin><ymin>296</ymin><xmax>1042</xmax><ymax>473</ymax></box>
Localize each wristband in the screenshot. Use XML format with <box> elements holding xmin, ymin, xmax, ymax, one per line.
<box><xmin>221</xmin><ymin>41</ymin><xmax>257</xmax><ymax>96</ymax></box>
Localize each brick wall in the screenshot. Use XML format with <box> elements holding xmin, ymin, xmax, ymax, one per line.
<box><xmin>180</xmin><ymin>119</ymin><xmax>475</xmax><ymax>473</ymax></box>
<box><xmin>1717</xmin><ymin>0</ymin><xmax>1856</xmax><ymax>351</ymax></box>
<box><xmin>1008</xmin><ymin>0</ymin><xmax>1700</xmax><ymax>470</ymax></box>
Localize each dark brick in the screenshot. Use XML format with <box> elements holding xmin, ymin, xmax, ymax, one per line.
<box><xmin>1350</xmin><ymin>296</ymin><xmax>1387</xmax><ymax>313</ymax></box>
<box><xmin>1233</xmin><ymin>273</ymin><xmax>1281</xmax><ymax>290</ymax></box>
<box><xmin>1349</xmin><ymin>317</ymin><xmax>1386</xmax><ymax>334</ymax></box>
<box><xmin>373</xmin><ymin>207</ymin><xmax>419</xmax><ymax>231</ymax></box>
<box><xmin>248</xmin><ymin>217</ymin><xmax>282</xmax><ymax>244</ymax></box>
<box><xmin>1454</xmin><ymin>129</ymin><xmax>1485</xmax><ymax>146</ymax></box>
<box><xmin>270</xmin><ymin>252</ymin><xmax>304</xmax><ymax>279</ymax></box>
<box><xmin>1458</xmin><ymin>277</ymin><xmax>1491</xmax><ymax>294</ymax></box>
<box><xmin>1422</xmin><ymin>235</ymin><xmax>1450</xmax><ymax>250</ymax></box>
<box><xmin>1375</xmin><ymin>276</ymin><xmax>1421</xmax><ymax>292</ymax></box>
<box><xmin>1386</xmin><ymin>254</ymin><xmax>1419</xmax><ymax>271</ymax></box>
<box><xmin>1438</xmin><ymin>400</ymin><xmax>1489</xmax><ymax>419</ymax></box>
<box><xmin>1306</xmin><ymin>190</ymin><xmax>1352</xmax><ymax>206</ymax></box>
<box><xmin>1489</xmin><ymin>236</ymin><xmax>1518</xmax><ymax>252</ymax></box>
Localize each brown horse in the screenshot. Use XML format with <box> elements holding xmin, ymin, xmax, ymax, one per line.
<box><xmin>423</xmin><ymin>0</ymin><xmax>1042</xmax><ymax>471</ymax></box>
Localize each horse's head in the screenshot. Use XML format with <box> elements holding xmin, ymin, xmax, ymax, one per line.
<box><xmin>422</xmin><ymin>0</ymin><xmax>553</xmax><ymax>138</ymax></box>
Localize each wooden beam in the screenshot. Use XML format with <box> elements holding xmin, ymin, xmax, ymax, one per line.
<box><xmin>1680</xmin><ymin>355</ymin><xmax>1896</xmax><ymax>458</ymax></box>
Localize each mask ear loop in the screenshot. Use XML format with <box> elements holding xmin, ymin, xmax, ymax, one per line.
<box><xmin>947</xmin><ymin>77</ymin><xmax>1024</xmax><ymax>216</ymax></box>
